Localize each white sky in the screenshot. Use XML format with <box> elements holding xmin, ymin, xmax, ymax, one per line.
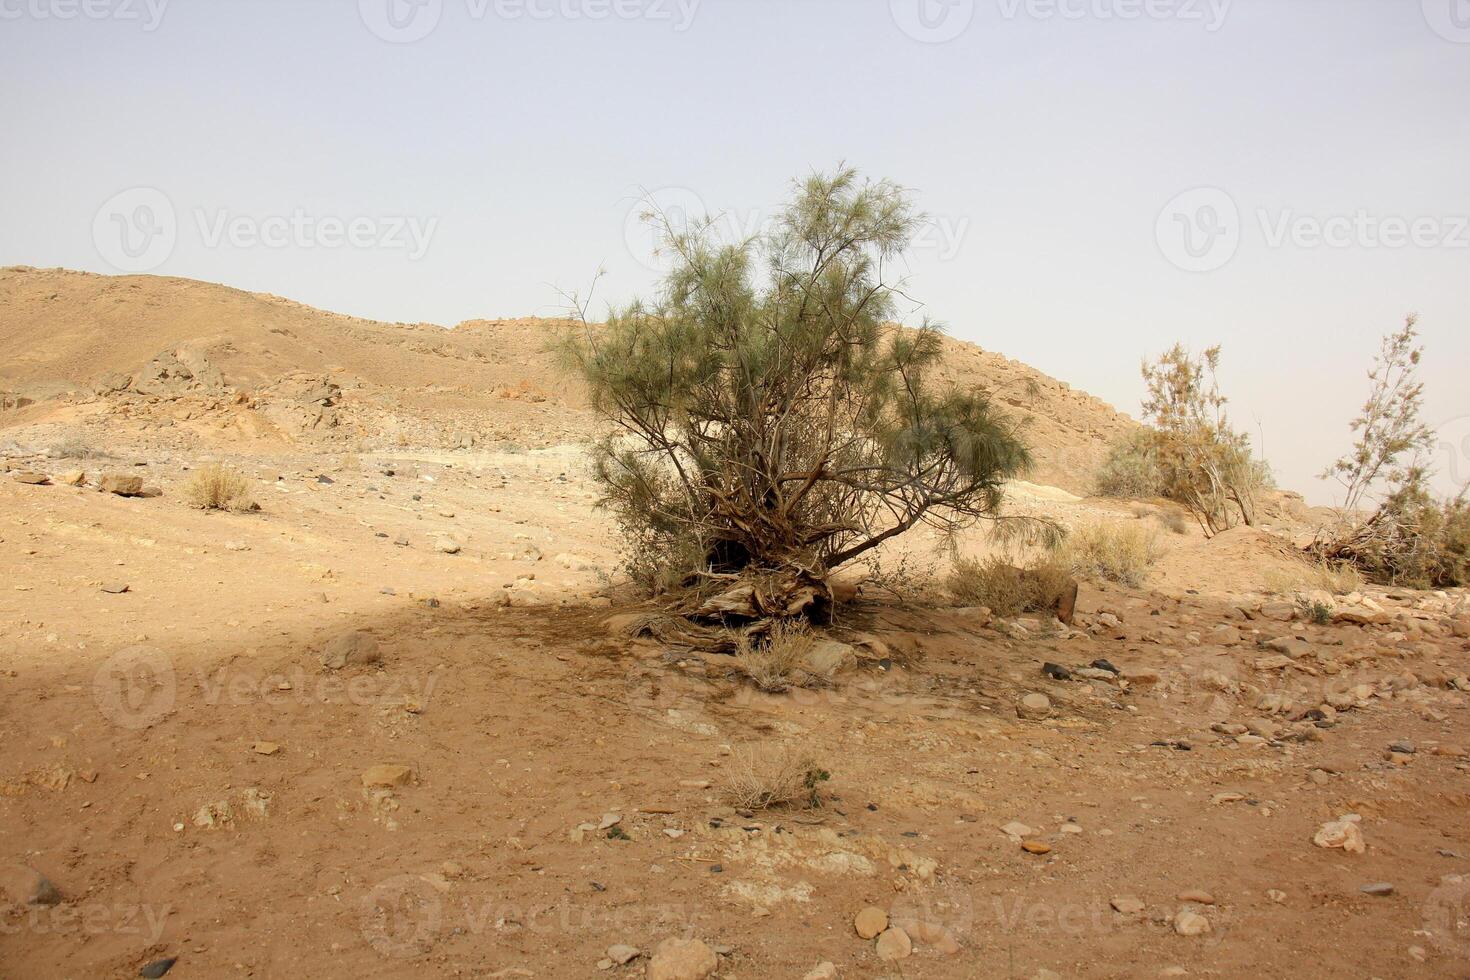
<box><xmin>1</xmin><ymin>0</ymin><xmax>1467</xmax><ymax>503</ymax></box>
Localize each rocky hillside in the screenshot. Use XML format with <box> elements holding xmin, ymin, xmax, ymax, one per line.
<box><xmin>0</xmin><ymin>266</ymin><xmax>1135</xmax><ymax>493</ymax></box>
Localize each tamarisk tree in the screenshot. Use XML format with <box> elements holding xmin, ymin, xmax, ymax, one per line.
<box><xmin>565</xmin><ymin>168</ymin><xmax>1030</xmax><ymax>620</ymax></box>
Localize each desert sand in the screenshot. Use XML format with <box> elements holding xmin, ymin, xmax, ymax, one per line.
<box><xmin>2</xmin><ymin>266</ymin><xmax>1469</xmax><ymax>978</ymax></box>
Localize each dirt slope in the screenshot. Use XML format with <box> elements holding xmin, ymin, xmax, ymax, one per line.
<box><xmin>0</xmin><ymin>266</ymin><xmax>1134</xmax><ymax>493</ymax></box>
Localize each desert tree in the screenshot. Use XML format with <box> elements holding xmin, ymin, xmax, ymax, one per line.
<box><xmin>1316</xmin><ymin>317</ymin><xmax>1467</xmax><ymax>587</ymax></box>
<box><xmin>1320</xmin><ymin>315</ymin><xmax>1434</xmax><ymax>513</ymax></box>
<box><xmin>564</xmin><ymin>168</ymin><xmax>1032</xmax><ymax>620</ymax></box>
<box><xmin>1138</xmin><ymin>344</ymin><xmax>1266</xmax><ymax>536</ymax></box>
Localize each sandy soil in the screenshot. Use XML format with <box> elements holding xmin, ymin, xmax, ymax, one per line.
<box><xmin>3</xmin><ymin>271</ymin><xmax>1469</xmax><ymax>979</ymax></box>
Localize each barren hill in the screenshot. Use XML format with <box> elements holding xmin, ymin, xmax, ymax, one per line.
<box><xmin>0</xmin><ymin>266</ymin><xmax>1134</xmax><ymax>492</ymax></box>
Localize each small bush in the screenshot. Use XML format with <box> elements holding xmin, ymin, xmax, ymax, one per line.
<box><xmin>733</xmin><ymin>621</ymin><xmax>817</xmax><ymax>693</ymax></box>
<box><xmin>1094</xmin><ymin>431</ymin><xmax>1165</xmax><ymax>498</ymax></box>
<box><xmin>1053</xmin><ymin>522</ymin><xmax>1162</xmax><ymax>587</ymax></box>
<box><xmin>722</xmin><ymin>746</ymin><xmax>830</xmax><ymax>811</ymax></box>
<box><xmin>186</xmin><ymin>464</ymin><xmax>257</xmax><ymax>512</ymax></box>
<box><xmin>1307</xmin><ymin>600</ymin><xmax>1333</xmax><ymax>625</ymax></box>
<box><xmin>947</xmin><ymin>556</ymin><xmax>1072</xmax><ymax>617</ymax></box>
<box><xmin>1329</xmin><ymin>487</ymin><xmax>1469</xmax><ymax>588</ymax></box>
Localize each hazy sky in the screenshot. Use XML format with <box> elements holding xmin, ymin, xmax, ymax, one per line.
<box><xmin>2</xmin><ymin>0</ymin><xmax>1466</xmax><ymax>503</ymax></box>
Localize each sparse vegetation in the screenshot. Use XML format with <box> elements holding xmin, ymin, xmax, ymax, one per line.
<box><xmin>1137</xmin><ymin>344</ymin><xmax>1269</xmax><ymax>536</ymax></box>
<box><xmin>1095</xmin><ymin>430</ymin><xmax>1166</xmax><ymax>498</ymax></box>
<box><xmin>947</xmin><ymin>555</ymin><xmax>1073</xmax><ymax>617</ymax></box>
<box><xmin>186</xmin><ymin>463</ymin><xmax>257</xmax><ymax>512</ymax></box>
<box><xmin>732</xmin><ymin>620</ymin><xmax>819</xmax><ymax>693</ymax></box>
<box><xmin>722</xmin><ymin>746</ymin><xmax>831</xmax><ymax>811</ymax></box>
<box><xmin>1316</xmin><ymin>318</ymin><xmax>1467</xmax><ymax>588</ymax></box>
<box><xmin>1053</xmin><ymin>522</ymin><xmax>1162</xmax><ymax>587</ymax></box>
<box><xmin>1266</xmin><ymin>557</ymin><xmax>1364</xmax><ymax>597</ymax></box>
<box><xmin>565</xmin><ymin>168</ymin><xmax>1031</xmax><ymax>619</ymax></box>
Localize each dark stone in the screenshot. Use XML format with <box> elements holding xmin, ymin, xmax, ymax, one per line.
<box><xmin>1091</xmin><ymin>659</ymin><xmax>1119</xmax><ymax>674</ymax></box>
<box><xmin>1042</xmin><ymin>662</ymin><xmax>1072</xmax><ymax>681</ymax></box>
<box><xmin>139</xmin><ymin>958</ymin><xmax>177</xmax><ymax>978</ymax></box>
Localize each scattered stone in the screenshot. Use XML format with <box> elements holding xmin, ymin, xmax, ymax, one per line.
<box><xmin>1266</xmin><ymin>889</ymin><xmax>1287</xmax><ymax>903</ymax></box>
<box><xmin>100</xmin><ymin>583</ymin><xmax>130</xmax><ymax>594</ymax></box>
<box><xmin>139</xmin><ymin>958</ymin><xmax>177</xmax><ymax>978</ymax></box>
<box><xmin>1176</xmin><ymin>889</ymin><xmax>1214</xmax><ymax>905</ymax></box>
<box><xmin>321</xmin><ymin>631</ymin><xmax>381</xmax><ymax>669</ymax></box>
<box><xmin>0</xmin><ymin>865</ymin><xmax>62</xmax><ymax>906</ymax></box>
<box><xmin>252</xmin><ymin>742</ymin><xmax>280</xmax><ymax>756</ymax></box>
<box><xmin>436</xmin><ymin>538</ymin><xmax>461</xmax><ymax>555</ymax></box>
<box><xmin>598</xmin><ymin>813</ymin><xmax>623</xmax><ymax>831</ymax></box>
<box><xmin>360</xmin><ymin>764</ymin><xmax>413</xmax><ymax>789</ymax></box>
<box><xmin>854</xmin><ymin>906</ymin><xmax>888</xmax><ymax>939</ymax></box>
<box><xmin>1110</xmin><ymin>896</ymin><xmax>1145</xmax><ymax>915</ymax></box>
<box><xmin>60</xmin><ymin>470</ymin><xmax>86</xmax><ymax>486</ymax></box>
<box><xmin>100</xmin><ymin>474</ymin><xmax>145</xmax><ymax>496</ymax></box>
<box><xmin>647</xmin><ymin>937</ymin><xmax>719</xmax><ymax>980</ymax></box>
<box><xmin>999</xmin><ymin>821</ymin><xmax>1035</xmax><ymax>840</ymax></box>
<box><xmin>1017</xmin><ymin>693</ymin><xmax>1052</xmax><ymax>720</ymax></box>
<box><xmin>1042</xmin><ymin>662</ymin><xmax>1071</xmax><ymax>681</ymax></box>
<box><xmin>1172</xmin><ymin>909</ymin><xmax>1211</xmax><ymax>936</ymax></box>
<box><xmin>1388</xmin><ymin>740</ymin><xmax>1416</xmax><ymax>755</ymax></box>
<box><xmin>606</xmin><ymin>944</ymin><xmax>641</xmax><ymax>965</ymax></box>
<box><xmin>802</xmin><ymin>963</ymin><xmax>838</xmax><ymax>980</ymax></box>
<box><xmin>1090</xmin><ymin>658</ymin><xmax>1119</xmax><ymax>674</ymax></box>
<box><xmin>1359</xmin><ymin>882</ymin><xmax>1394</xmax><ymax>896</ymax></box>
<box><xmin>12</xmin><ymin>471</ymin><xmax>50</xmax><ymax>485</ymax></box>
<box><xmin>1021</xmin><ymin>840</ymin><xmax>1052</xmax><ymax>854</ymax></box>
<box><xmin>875</xmin><ymin>927</ymin><xmax>913</xmax><ymax>961</ymax></box>
<box><xmin>1313</xmin><ymin>815</ymin><xmax>1365</xmax><ymax>854</ymax></box>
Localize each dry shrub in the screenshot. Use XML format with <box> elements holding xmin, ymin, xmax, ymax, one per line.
<box><xmin>1094</xmin><ymin>431</ymin><xmax>1165</xmax><ymax>498</ymax></box>
<box><xmin>1053</xmin><ymin>522</ymin><xmax>1162</xmax><ymax>587</ymax></box>
<box><xmin>732</xmin><ymin>620</ymin><xmax>817</xmax><ymax>693</ymax></box>
<box><xmin>186</xmin><ymin>463</ymin><xmax>257</xmax><ymax>512</ymax></box>
<box><xmin>722</xmin><ymin>745</ymin><xmax>831</xmax><ymax>811</ymax></box>
<box><xmin>1266</xmin><ymin>557</ymin><xmax>1363</xmax><ymax>597</ymax></box>
<box><xmin>947</xmin><ymin>556</ymin><xmax>1072</xmax><ymax>617</ymax></box>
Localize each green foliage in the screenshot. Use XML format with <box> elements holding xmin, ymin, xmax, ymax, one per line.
<box><xmin>1322</xmin><ymin>316</ymin><xmax>1434</xmax><ymax>513</ymax></box>
<box><xmin>566</xmin><ymin>168</ymin><xmax>1030</xmax><ymax>593</ymax></box>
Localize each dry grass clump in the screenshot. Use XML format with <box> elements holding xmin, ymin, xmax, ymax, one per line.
<box><xmin>186</xmin><ymin>463</ymin><xmax>257</xmax><ymax>512</ymax></box>
<box><xmin>947</xmin><ymin>556</ymin><xmax>1073</xmax><ymax>617</ymax></box>
<box><xmin>1053</xmin><ymin>522</ymin><xmax>1162</xmax><ymax>587</ymax></box>
<box><xmin>732</xmin><ymin>620</ymin><xmax>817</xmax><ymax>693</ymax></box>
<box><xmin>1266</xmin><ymin>557</ymin><xmax>1364</xmax><ymax>597</ymax></box>
<box><xmin>722</xmin><ymin>745</ymin><xmax>831</xmax><ymax>811</ymax></box>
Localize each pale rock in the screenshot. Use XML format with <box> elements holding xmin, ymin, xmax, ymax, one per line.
<box><xmin>875</xmin><ymin>927</ymin><xmax>913</xmax><ymax>961</ymax></box>
<box><xmin>647</xmin><ymin>938</ymin><xmax>718</xmax><ymax>980</ymax></box>
<box><xmin>854</xmin><ymin>906</ymin><xmax>888</xmax><ymax>939</ymax></box>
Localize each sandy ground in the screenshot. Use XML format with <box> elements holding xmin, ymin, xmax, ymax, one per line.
<box><xmin>3</xmin><ymin>439</ymin><xmax>1470</xmax><ymax>980</ymax></box>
